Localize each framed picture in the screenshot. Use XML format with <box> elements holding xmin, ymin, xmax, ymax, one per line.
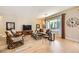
<box><xmin>36</xmin><ymin>24</ymin><xmax>40</xmax><ymax>29</ymax></box>
<box><xmin>6</xmin><ymin>22</ymin><xmax>15</xmax><ymax>30</ymax></box>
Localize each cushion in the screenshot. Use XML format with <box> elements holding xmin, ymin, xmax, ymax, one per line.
<box><xmin>11</xmin><ymin>29</ymin><xmax>16</xmax><ymax>35</ymax></box>
<box><xmin>12</xmin><ymin>36</ymin><xmax>22</xmax><ymax>42</ymax></box>
<box><xmin>7</xmin><ymin>31</ymin><xmax>13</xmax><ymax>36</ymax></box>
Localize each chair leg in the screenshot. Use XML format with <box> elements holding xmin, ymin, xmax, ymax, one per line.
<box><xmin>48</xmin><ymin>36</ymin><xmax>53</xmax><ymax>41</ymax></box>
<box><xmin>8</xmin><ymin>44</ymin><xmax>15</xmax><ymax>49</ymax></box>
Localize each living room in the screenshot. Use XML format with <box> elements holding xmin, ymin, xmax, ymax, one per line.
<box><xmin>0</xmin><ymin>6</ymin><xmax>79</xmax><ymax>53</ymax></box>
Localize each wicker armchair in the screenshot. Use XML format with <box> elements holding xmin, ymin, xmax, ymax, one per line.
<box><xmin>5</xmin><ymin>30</ymin><xmax>24</xmax><ymax>49</ymax></box>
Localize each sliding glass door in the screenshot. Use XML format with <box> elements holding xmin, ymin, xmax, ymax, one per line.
<box><xmin>46</xmin><ymin>16</ymin><xmax>62</xmax><ymax>36</ymax></box>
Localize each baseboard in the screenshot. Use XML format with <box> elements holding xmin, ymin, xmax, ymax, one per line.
<box><xmin>66</xmin><ymin>36</ymin><xmax>79</xmax><ymax>42</ymax></box>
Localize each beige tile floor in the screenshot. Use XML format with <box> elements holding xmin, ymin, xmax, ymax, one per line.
<box><xmin>0</xmin><ymin>35</ymin><xmax>79</xmax><ymax>53</ymax></box>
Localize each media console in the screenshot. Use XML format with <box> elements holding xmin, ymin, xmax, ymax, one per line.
<box><xmin>23</xmin><ymin>30</ymin><xmax>33</xmax><ymax>35</ymax></box>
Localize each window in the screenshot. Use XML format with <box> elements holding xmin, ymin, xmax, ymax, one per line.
<box><xmin>46</xmin><ymin>16</ymin><xmax>61</xmax><ymax>33</ymax></box>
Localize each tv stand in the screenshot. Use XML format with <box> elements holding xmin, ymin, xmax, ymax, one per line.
<box><xmin>23</xmin><ymin>30</ymin><xmax>33</xmax><ymax>35</ymax></box>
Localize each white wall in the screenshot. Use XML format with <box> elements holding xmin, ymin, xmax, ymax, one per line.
<box><xmin>65</xmin><ymin>7</ymin><xmax>79</xmax><ymax>42</ymax></box>
<box><xmin>0</xmin><ymin>16</ymin><xmax>36</xmax><ymax>36</ymax></box>
<box><xmin>0</xmin><ymin>16</ymin><xmax>4</xmax><ymax>35</ymax></box>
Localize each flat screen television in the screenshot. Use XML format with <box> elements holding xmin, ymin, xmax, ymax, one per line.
<box><xmin>23</xmin><ymin>25</ymin><xmax>32</xmax><ymax>30</ymax></box>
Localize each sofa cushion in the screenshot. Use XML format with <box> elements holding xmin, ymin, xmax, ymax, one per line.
<box><xmin>11</xmin><ymin>29</ymin><xmax>16</xmax><ymax>36</ymax></box>
<box><xmin>11</xmin><ymin>36</ymin><xmax>23</xmax><ymax>42</ymax></box>
<box><xmin>7</xmin><ymin>31</ymin><xmax>13</xmax><ymax>36</ymax></box>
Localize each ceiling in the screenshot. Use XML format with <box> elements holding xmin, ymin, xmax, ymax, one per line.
<box><xmin>0</xmin><ymin>6</ymin><xmax>74</xmax><ymax>20</ymax></box>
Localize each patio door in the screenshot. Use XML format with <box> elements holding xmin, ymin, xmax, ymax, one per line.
<box><xmin>46</xmin><ymin>14</ymin><xmax>65</xmax><ymax>39</ymax></box>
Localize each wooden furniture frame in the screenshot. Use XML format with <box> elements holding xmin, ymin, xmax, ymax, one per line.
<box><xmin>23</xmin><ymin>30</ymin><xmax>33</xmax><ymax>35</ymax></box>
